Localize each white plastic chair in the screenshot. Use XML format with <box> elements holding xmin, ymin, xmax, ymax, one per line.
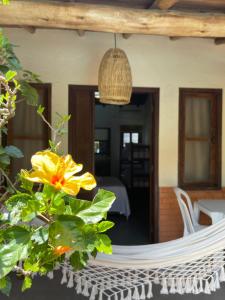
<box><xmin>174</xmin><ymin>187</ymin><xmax>207</xmax><ymax>236</ymax></box>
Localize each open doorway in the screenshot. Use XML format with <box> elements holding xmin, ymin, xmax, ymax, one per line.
<box><xmin>69</xmin><ymin>86</ymin><xmax>159</xmax><ymax>244</ymax></box>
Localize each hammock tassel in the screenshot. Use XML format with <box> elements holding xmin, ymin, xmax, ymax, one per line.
<box><xmin>90</xmin><ymin>285</ymin><xmax>98</xmax><ymax>300</ymax></box>
<box><xmin>185</xmin><ymin>278</ymin><xmax>192</xmax><ymax>293</ymax></box>
<box><xmin>192</xmin><ymin>277</ymin><xmax>199</xmax><ymax>294</ymax></box>
<box><xmin>147</xmin><ymin>282</ymin><xmax>153</xmax><ymax>299</ymax></box>
<box><xmin>169</xmin><ymin>278</ymin><xmax>176</xmax><ymax>294</ymax></box>
<box><xmin>176</xmin><ymin>278</ymin><xmax>184</xmax><ymax>295</ymax></box>
<box><xmin>83</xmin><ymin>280</ymin><xmax>90</xmax><ymax>297</ymax></box>
<box><xmin>120</xmin><ymin>290</ymin><xmax>125</xmax><ymax>300</ymax></box>
<box><xmin>160</xmin><ymin>278</ymin><xmax>168</xmax><ymax>294</ymax></box>
<box><xmin>61</xmin><ymin>267</ymin><xmax>68</xmax><ymax>285</ymax></box>
<box><xmin>98</xmin><ymin>290</ymin><xmax>103</xmax><ymax>300</ymax></box>
<box><xmin>210</xmin><ymin>277</ymin><xmax>216</xmax><ymax>292</ymax></box>
<box><xmin>215</xmin><ymin>272</ymin><xmax>220</xmax><ymax>289</ymax></box>
<box><xmin>220</xmin><ymin>266</ymin><xmax>225</xmax><ymax>282</ymax></box>
<box><xmin>67</xmin><ymin>271</ymin><xmax>74</xmax><ymax>288</ymax></box>
<box><xmin>204</xmin><ymin>280</ymin><xmax>211</xmax><ymax>294</ymax></box>
<box><xmin>198</xmin><ymin>279</ymin><xmax>203</xmax><ymax>293</ymax></box>
<box><xmin>47</xmin><ymin>271</ymin><xmax>54</xmax><ymax>279</ymax></box>
<box><xmin>76</xmin><ymin>277</ymin><xmax>82</xmax><ymax>294</ymax></box>
<box><xmin>132</xmin><ymin>286</ymin><xmax>140</xmax><ymax>300</ymax></box>
<box><xmin>140</xmin><ymin>284</ymin><xmax>145</xmax><ymax>299</ymax></box>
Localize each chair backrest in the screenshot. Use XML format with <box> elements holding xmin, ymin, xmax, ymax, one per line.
<box><xmin>174</xmin><ymin>188</ymin><xmax>196</xmax><ymax>236</ymax></box>
<box><xmin>174</xmin><ymin>187</ymin><xmax>197</xmax><ymax>226</ymax></box>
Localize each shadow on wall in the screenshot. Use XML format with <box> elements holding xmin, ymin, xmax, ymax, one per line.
<box><xmin>1</xmin><ymin>272</ymin><xmax>225</xmax><ymax>300</ymax></box>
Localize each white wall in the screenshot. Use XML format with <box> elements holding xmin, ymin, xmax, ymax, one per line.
<box><xmin>4</xmin><ymin>28</ymin><xmax>225</xmax><ymax>186</ymax></box>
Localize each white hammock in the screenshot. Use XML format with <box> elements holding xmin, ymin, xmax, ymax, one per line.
<box><xmin>48</xmin><ymin>219</ymin><xmax>225</xmax><ymax>299</ymax></box>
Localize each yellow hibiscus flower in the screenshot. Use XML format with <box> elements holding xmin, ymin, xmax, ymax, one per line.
<box><xmin>21</xmin><ymin>150</ymin><xmax>96</xmax><ymax>196</ymax></box>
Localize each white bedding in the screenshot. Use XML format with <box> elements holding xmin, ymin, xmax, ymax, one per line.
<box><xmin>95</xmin><ymin>177</ymin><xmax>131</xmax><ymax>218</ymax></box>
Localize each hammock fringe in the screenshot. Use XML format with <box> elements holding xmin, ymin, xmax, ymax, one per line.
<box><xmin>46</xmin><ymin>220</ymin><xmax>225</xmax><ymax>299</ymax></box>
<box><xmin>51</xmin><ymin>251</ymin><xmax>225</xmax><ymax>300</ymax></box>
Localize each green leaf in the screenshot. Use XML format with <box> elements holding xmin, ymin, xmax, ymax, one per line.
<box><xmin>97</xmin><ymin>221</ymin><xmax>114</xmax><ymax>233</ymax></box>
<box><xmin>0</xmin><ymin>146</ymin><xmax>5</xmax><ymax>155</ymax></box>
<box><xmin>6</xmin><ymin>193</ymin><xmax>40</xmax><ymax>224</ymax></box>
<box><xmin>43</xmin><ymin>184</ymin><xmax>55</xmax><ymax>199</ymax></box>
<box><xmin>31</xmin><ymin>227</ymin><xmax>49</xmax><ymax>245</ymax></box>
<box><xmin>50</xmin><ymin>193</ymin><xmax>65</xmax><ymax>214</ymax></box>
<box><xmin>1</xmin><ymin>0</ymin><xmax>10</xmax><ymax>5</ymax></box>
<box><xmin>0</xmin><ymin>227</ymin><xmax>30</xmax><ymax>278</ymax></box>
<box><xmin>4</xmin><ymin>145</ymin><xmax>23</xmax><ymax>158</ymax></box>
<box><xmin>24</xmin><ymin>261</ymin><xmax>39</xmax><ymax>273</ymax></box>
<box><xmin>49</xmin><ymin>215</ymin><xmax>84</xmax><ymax>249</ymax></box>
<box><xmin>0</xmin><ymin>65</ymin><xmax>9</xmax><ymax>74</ymax></box>
<box><xmin>21</xmin><ymin>276</ymin><xmax>32</xmax><ymax>292</ymax></box>
<box><xmin>67</xmin><ymin>196</ymin><xmax>91</xmax><ymax>214</ymax></box>
<box><xmin>20</xmin><ymin>176</ymin><xmax>34</xmax><ymax>193</ymax></box>
<box><xmin>95</xmin><ymin>234</ymin><xmax>112</xmax><ymax>254</ymax></box>
<box><xmin>5</xmin><ymin>70</ymin><xmax>17</xmax><ymax>82</ymax></box>
<box><xmin>69</xmin><ymin>251</ymin><xmax>89</xmax><ymax>271</ymax></box>
<box><xmin>37</xmin><ymin>105</ymin><xmax>45</xmax><ymax>115</ymax></box>
<box><xmin>20</xmin><ymin>81</ymin><xmax>39</xmax><ymax>106</ymax></box>
<box><xmin>0</xmin><ymin>153</ymin><xmax>10</xmax><ymax>167</ymax></box>
<box><xmin>76</xmin><ymin>189</ymin><xmax>116</xmax><ymax>224</ymax></box>
<box><xmin>0</xmin><ymin>277</ymin><xmax>12</xmax><ymax>296</ymax></box>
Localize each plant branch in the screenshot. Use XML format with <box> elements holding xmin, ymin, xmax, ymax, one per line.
<box><xmin>0</xmin><ymin>75</ymin><xmax>18</xmax><ymax>129</ymax></box>
<box><xmin>14</xmin><ymin>266</ymin><xmax>32</xmax><ymax>277</ymax></box>
<box><xmin>0</xmin><ymin>168</ymin><xmax>17</xmax><ymax>193</ymax></box>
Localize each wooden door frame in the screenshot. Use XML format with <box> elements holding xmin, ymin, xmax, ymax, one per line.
<box><xmin>68</xmin><ymin>85</ymin><xmax>160</xmax><ymax>243</ymax></box>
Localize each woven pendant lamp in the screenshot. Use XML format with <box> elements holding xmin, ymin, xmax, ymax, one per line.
<box><xmin>98</xmin><ymin>35</ymin><xmax>132</xmax><ymax>105</ymax></box>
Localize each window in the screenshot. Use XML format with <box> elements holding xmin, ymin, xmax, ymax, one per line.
<box><xmin>94</xmin><ymin>128</ymin><xmax>110</xmax><ymax>155</ymax></box>
<box><xmin>7</xmin><ymin>84</ymin><xmax>51</xmax><ymax>178</ymax></box>
<box><xmin>122</xmin><ymin>131</ymin><xmax>141</xmax><ymax>148</ymax></box>
<box><xmin>178</xmin><ymin>88</ymin><xmax>222</xmax><ymax>189</ymax></box>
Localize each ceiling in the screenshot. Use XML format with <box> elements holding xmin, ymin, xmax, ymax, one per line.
<box><xmin>49</xmin><ymin>0</ymin><xmax>225</xmax><ymax>13</ymax></box>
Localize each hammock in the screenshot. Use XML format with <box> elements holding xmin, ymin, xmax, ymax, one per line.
<box><xmin>48</xmin><ymin>219</ymin><xmax>225</xmax><ymax>299</ymax></box>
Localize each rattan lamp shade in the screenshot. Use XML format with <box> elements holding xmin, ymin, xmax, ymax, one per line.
<box><xmin>98</xmin><ymin>48</ymin><xmax>132</xmax><ymax>105</ymax></box>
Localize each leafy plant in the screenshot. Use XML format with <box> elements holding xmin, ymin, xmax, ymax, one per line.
<box><xmin>0</xmin><ymin>9</ymin><xmax>116</xmax><ymax>296</ymax></box>
<box><xmin>0</xmin><ymin>29</ymin><xmax>40</xmax><ymax>106</ymax></box>
<box><xmin>0</xmin><ymin>64</ymin><xmax>116</xmax><ymax>298</ymax></box>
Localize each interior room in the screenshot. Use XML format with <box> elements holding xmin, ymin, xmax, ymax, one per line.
<box><xmin>94</xmin><ymin>92</ymin><xmax>153</xmax><ymax>244</ymax></box>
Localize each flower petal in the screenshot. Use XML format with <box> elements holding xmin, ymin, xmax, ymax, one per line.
<box><xmin>62</xmin><ymin>179</ymin><xmax>81</xmax><ymax>196</ymax></box>
<box><xmin>63</xmin><ymin>154</ymin><xmax>83</xmax><ymax>179</ymax></box>
<box><xmin>20</xmin><ymin>169</ymin><xmax>48</xmax><ymax>184</ymax></box>
<box><xmin>74</xmin><ymin>172</ymin><xmax>96</xmax><ymax>190</ymax></box>
<box><xmin>31</xmin><ymin>150</ymin><xmax>59</xmax><ymax>176</ymax></box>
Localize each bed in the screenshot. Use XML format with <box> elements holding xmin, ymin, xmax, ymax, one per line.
<box><xmin>95</xmin><ymin>176</ymin><xmax>131</xmax><ymax>218</ymax></box>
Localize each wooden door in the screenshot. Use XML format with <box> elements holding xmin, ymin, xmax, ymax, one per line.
<box><xmin>68</xmin><ymin>86</ymin><xmax>94</xmax><ymax>173</ymax></box>
<box><xmin>69</xmin><ymin>85</ymin><xmax>159</xmax><ymax>241</ymax></box>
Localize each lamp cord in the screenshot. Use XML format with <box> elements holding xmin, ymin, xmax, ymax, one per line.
<box><xmin>114</xmin><ymin>33</ymin><xmax>117</xmax><ymax>49</ymax></box>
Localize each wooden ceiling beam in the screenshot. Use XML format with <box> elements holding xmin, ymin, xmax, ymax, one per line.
<box><xmin>24</xmin><ymin>26</ymin><xmax>36</xmax><ymax>33</ymax></box>
<box><xmin>151</xmin><ymin>0</ymin><xmax>179</xmax><ymax>10</ymax></box>
<box><xmin>1</xmin><ymin>1</ymin><xmax>225</xmax><ymax>38</ymax></box>
<box><xmin>76</xmin><ymin>29</ymin><xmax>85</xmax><ymax>36</ymax></box>
<box><xmin>169</xmin><ymin>36</ymin><xmax>181</xmax><ymax>40</ymax></box>
<box><xmin>214</xmin><ymin>38</ymin><xmax>225</xmax><ymax>45</ymax></box>
<box><xmin>122</xmin><ymin>33</ymin><xmax>132</xmax><ymax>39</ymax></box>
